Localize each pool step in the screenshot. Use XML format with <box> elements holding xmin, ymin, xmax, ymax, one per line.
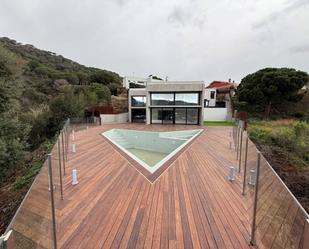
<box><xmin>108</xmin><ymin>131</ymin><xmax>133</xmax><ymax>148</ymax></box>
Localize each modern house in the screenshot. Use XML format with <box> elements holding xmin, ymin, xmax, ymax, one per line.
<box><xmin>203</xmin><ymin>80</ymin><xmax>237</xmax><ymax>121</ymax></box>
<box><xmin>129</xmin><ymin>80</ymin><xmax>205</xmax><ymax>125</ymax></box>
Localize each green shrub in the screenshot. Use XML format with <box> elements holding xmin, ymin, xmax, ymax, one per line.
<box><xmin>248</xmin><ymin>125</ymin><xmax>272</xmax><ymax>144</ymax></box>
<box><xmin>249</xmin><ymin>120</ymin><xmax>309</xmax><ymax>169</ymax></box>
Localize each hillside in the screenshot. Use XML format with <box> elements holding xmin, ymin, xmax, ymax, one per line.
<box><xmin>0</xmin><ymin>37</ymin><xmax>122</xmax><ymax>233</ymax></box>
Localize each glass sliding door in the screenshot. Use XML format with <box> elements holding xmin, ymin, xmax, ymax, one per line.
<box><xmin>151</xmin><ymin>107</ymin><xmax>200</xmax><ymax>125</ymax></box>
<box><xmin>187</xmin><ymin>108</ymin><xmax>199</xmax><ymax>124</ymax></box>
<box><xmin>162</xmin><ymin>108</ymin><xmax>174</xmax><ymax>124</ymax></box>
<box><xmin>175</xmin><ymin>108</ymin><xmax>186</xmax><ymax>124</ymax></box>
<box><xmin>132</xmin><ymin>109</ymin><xmax>146</xmax><ymax>123</ymax></box>
<box><xmin>151</xmin><ymin>108</ymin><xmax>162</xmax><ymax>124</ymax></box>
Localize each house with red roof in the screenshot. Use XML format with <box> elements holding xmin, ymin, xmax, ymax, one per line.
<box><xmin>204</xmin><ymin>79</ymin><xmax>237</xmax><ymax>121</ymax></box>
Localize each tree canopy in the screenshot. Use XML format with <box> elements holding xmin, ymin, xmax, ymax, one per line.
<box><xmin>235</xmin><ymin>68</ymin><xmax>309</xmax><ymax>118</ymax></box>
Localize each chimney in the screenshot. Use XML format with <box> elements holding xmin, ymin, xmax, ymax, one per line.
<box><xmin>228</xmin><ymin>78</ymin><xmax>231</xmax><ymax>83</ymax></box>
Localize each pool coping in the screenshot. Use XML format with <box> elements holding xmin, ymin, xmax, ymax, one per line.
<box><xmin>101</xmin><ymin>128</ymin><xmax>204</xmax><ymax>183</ymax></box>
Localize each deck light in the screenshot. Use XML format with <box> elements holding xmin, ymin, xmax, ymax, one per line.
<box><xmin>228</xmin><ymin>166</ymin><xmax>236</xmax><ymax>181</ymax></box>
<box><xmin>72</xmin><ymin>169</ymin><xmax>78</xmax><ymax>185</ymax></box>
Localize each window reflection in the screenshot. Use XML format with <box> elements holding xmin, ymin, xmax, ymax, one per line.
<box><xmin>151</xmin><ymin>93</ymin><xmax>174</xmax><ymax>105</ymax></box>
<box><xmin>175</xmin><ymin>93</ymin><xmax>199</xmax><ymax>105</ymax></box>
<box><xmin>131</xmin><ymin>96</ymin><xmax>146</xmax><ymax>107</ymax></box>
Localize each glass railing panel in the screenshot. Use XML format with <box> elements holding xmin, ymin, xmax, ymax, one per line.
<box><xmin>8</xmin><ymin>160</ymin><xmax>53</xmax><ymax>249</ymax></box>
<box><xmin>254</xmin><ymin>153</ymin><xmax>309</xmax><ymax>249</ymax></box>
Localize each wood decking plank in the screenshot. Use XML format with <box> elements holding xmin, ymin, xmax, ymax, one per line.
<box><xmin>10</xmin><ymin>124</ymin><xmax>269</xmax><ymax>249</ymax></box>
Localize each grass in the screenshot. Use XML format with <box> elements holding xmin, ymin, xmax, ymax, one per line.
<box><xmin>203</xmin><ymin>121</ymin><xmax>234</xmax><ymax>126</ymax></box>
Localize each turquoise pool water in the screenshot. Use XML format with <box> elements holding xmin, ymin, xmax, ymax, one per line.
<box><xmin>102</xmin><ymin>129</ymin><xmax>203</xmax><ymax>173</ymax></box>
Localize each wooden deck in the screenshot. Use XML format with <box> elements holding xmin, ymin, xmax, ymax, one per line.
<box><xmin>55</xmin><ymin>124</ymin><xmax>255</xmax><ymax>249</ymax></box>
<box><xmin>7</xmin><ymin>124</ymin><xmax>261</xmax><ymax>248</ymax></box>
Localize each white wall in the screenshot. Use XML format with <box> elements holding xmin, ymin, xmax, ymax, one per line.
<box><xmin>203</xmin><ymin>108</ymin><xmax>227</xmax><ymax>121</ymax></box>
<box><xmin>100</xmin><ymin>113</ymin><xmax>129</xmax><ymax>124</ymax></box>
<box><xmin>204</xmin><ymin>88</ymin><xmax>217</xmax><ymax>107</ymax></box>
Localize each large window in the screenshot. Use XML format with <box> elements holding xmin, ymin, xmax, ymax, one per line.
<box><xmin>151</xmin><ymin>93</ymin><xmax>174</xmax><ymax>105</ymax></box>
<box><xmin>131</xmin><ymin>96</ymin><xmax>146</xmax><ymax>107</ymax></box>
<box><xmin>175</xmin><ymin>93</ymin><xmax>199</xmax><ymax>105</ymax></box>
<box><xmin>151</xmin><ymin>92</ymin><xmax>200</xmax><ymax>106</ymax></box>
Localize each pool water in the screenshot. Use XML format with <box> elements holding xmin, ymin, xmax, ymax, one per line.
<box><xmin>102</xmin><ymin>128</ymin><xmax>203</xmax><ymax>173</ymax></box>
<box><xmin>127</xmin><ymin>148</ymin><xmax>168</xmax><ymax>167</ymax></box>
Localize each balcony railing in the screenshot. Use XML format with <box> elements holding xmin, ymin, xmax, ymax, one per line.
<box><xmin>233</xmin><ymin>118</ymin><xmax>309</xmax><ymax>249</ymax></box>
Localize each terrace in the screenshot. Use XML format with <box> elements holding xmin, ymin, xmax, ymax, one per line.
<box><xmin>3</xmin><ymin>123</ymin><xmax>308</xmax><ymax>249</ymax></box>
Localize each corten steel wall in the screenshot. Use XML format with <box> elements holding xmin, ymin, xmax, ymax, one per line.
<box><xmin>233</xmin><ymin>119</ymin><xmax>309</xmax><ymax>249</ymax></box>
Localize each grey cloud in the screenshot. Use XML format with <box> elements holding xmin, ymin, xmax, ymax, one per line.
<box><xmin>168</xmin><ymin>6</ymin><xmax>191</xmax><ymax>26</ymax></box>
<box><xmin>253</xmin><ymin>0</ymin><xmax>309</xmax><ymax>29</ymax></box>
<box><xmin>290</xmin><ymin>44</ymin><xmax>309</xmax><ymax>53</ymax></box>
<box><xmin>167</xmin><ymin>5</ymin><xmax>206</xmax><ymax>29</ymax></box>
<box><xmin>0</xmin><ymin>0</ymin><xmax>308</xmax><ymax>83</ymax></box>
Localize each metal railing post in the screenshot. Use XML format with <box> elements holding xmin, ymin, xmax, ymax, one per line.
<box><xmin>57</xmin><ymin>138</ymin><xmax>64</xmax><ymax>200</ymax></box>
<box><xmin>61</xmin><ymin>131</ymin><xmax>66</xmax><ymax>175</ymax></box>
<box><xmin>235</xmin><ymin>122</ymin><xmax>239</xmax><ymax>152</ymax></box>
<box><xmin>242</xmin><ymin>135</ymin><xmax>249</xmax><ymax>195</ymax></box>
<box><xmin>238</xmin><ymin>129</ymin><xmax>243</xmax><ymax>172</ymax></box>
<box><xmin>64</xmin><ymin>127</ymin><xmax>68</xmax><ymax>162</ymax></box>
<box><xmin>250</xmin><ymin>152</ymin><xmax>261</xmax><ymax>246</ymax></box>
<box><xmin>47</xmin><ymin>154</ymin><xmax>58</xmax><ymax>249</ymax></box>
<box><xmin>236</xmin><ymin>125</ymin><xmax>241</xmax><ymax>160</ymax></box>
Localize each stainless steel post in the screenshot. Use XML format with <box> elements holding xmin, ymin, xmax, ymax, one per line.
<box><xmin>47</xmin><ymin>154</ymin><xmax>58</xmax><ymax>249</ymax></box>
<box><xmin>238</xmin><ymin>130</ymin><xmax>243</xmax><ymax>172</ymax></box>
<box><xmin>61</xmin><ymin>131</ymin><xmax>66</xmax><ymax>175</ymax></box>
<box><xmin>236</xmin><ymin>125</ymin><xmax>241</xmax><ymax>160</ymax></box>
<box><xmin>64</xmin><ymin>127</ymin><xmax>68</xmax><ymax>162</ymax></box>
<box><xmin>242</xmin><ymin>135</ymin><xmax>249</xmax><ymax>195</ymax></box>
<box><xmin>57</xmin><ymin>138</ymin><xmax>64</xmax><ymax>200</ymax></box>
<box><xmin>250</xmin><ymin>152</ymin><xmax>261</xmax><ymax>246</ymax></box>
<box><xmin>234</xmin><ymin>122</ymin><xmax>239</xmax><ymax>152</ymax></box>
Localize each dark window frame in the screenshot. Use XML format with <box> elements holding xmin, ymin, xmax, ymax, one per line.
<box><xmin>204</xmin><ymin>99</ymin><xmax>209</xmax><ymax>107</ymax></box>
<box><xmin>150</xmin><ymin>107</ymin><xmax>199</xmax><ymax>125</ymax></box>
<box><xmin>210</xmin><ymin>91</ymin><xmax>215</xmax><ymax>99</ymax></box>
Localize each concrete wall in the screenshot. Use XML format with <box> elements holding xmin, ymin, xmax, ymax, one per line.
<box><xmin>128</xmin><ymin>89</ymin><xmax>147</xmax><ymax>122</ymax></box>
<box><xmin>147</xmin><ymin>81</ymin><xmax>204</xmax><ymax>92</ymax></box>
<box><xmin>203</xmin><ymin>108</ymin><xmax>227</xmax><ymax>121</ymax></box>
<box><xmin>100</xmin><ymin>113</ymin><xmax>129</xmax><ymax>124</ymax></box>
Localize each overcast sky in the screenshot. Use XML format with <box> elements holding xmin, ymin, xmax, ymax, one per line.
<box><xmin>0</xmin><ymin>0</ymin><xmax>308</xmax><ymax>83</ymax></box>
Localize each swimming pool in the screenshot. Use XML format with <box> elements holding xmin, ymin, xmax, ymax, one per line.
<box><xmin>102</xmin><ymin>128</ymin><xmax>203</xmax><ymax>173</ymax></box>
